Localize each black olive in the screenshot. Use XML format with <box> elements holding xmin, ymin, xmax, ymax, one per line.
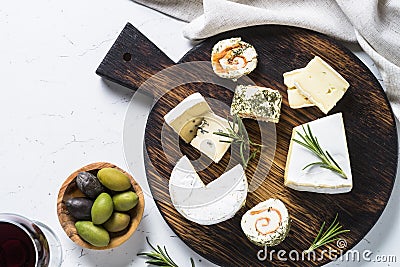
<box><xmin>76</xmin><ymin>171</ymin><xmax>105</xmax><ymax>199</ymax></box>
<box><xmin>65</xmin><ymin>197</ymin><xmax>93</xmax><ymax>220</ymax></box>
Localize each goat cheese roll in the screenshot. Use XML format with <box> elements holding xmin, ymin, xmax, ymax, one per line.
<box><xmin>211</xmin><ymin>37</ymin><xmax>257</xmax><ymax>80</ymax></box>
<box><xmin>241</xmin><ymin>198</ymin><xmax>290</xmax><ymax>246</ymax></box>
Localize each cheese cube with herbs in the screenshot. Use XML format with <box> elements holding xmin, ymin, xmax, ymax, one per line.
<box><xmin>231</xmin><ymin>85</ymin><xmax>282</xmax><ymax>123</ymax></box>
<box><xmin>293</xmin><ymin>56</ymin><xmax>350</xmax><ymax>114</ymax></box>
<box><xmin>164</xmin><ymin>93</ymin><xmax>232</xmax><ymax>163</ymax></box>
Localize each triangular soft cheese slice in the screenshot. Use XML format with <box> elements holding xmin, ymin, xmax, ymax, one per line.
<box><xmin>284</xmin><ymin>113</ymin><xmax>352</xmax><ymax>194</ymax></box>
<box><xmin>169</xmin><ymin>156</ymin><xmax>248</xmax><ymax>225</ymax></box>
<box><xmin>190</xmin><ymin>113</ymin><xmax>232</xmax><ymax>163</ymax></box>
<box><xmin>164</xmin><ymin>93</ymin><xmax>212</xmax><ymax>143</ymax></box>
<box><xmin>164</xmin><ymin>93</ymin><xmax>232</xmax><ymax>163</ymax></box>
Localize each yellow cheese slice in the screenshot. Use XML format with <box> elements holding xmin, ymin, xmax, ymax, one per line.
<box><xmin>283</xmin><ymin>68</ymin><xmax>304</xmax><ymax>89</ymax></box>
<box><xmin>283</xmin><ymin>68</ymin><xmax>314</xmax><ymax>109</ymax></box>
<box><xmin>293</xmin><ymin>56</ymin><xmax>350</xmax><ymax>114</ymax></box>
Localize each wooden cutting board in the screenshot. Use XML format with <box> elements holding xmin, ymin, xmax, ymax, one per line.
<box><xmin>96</xmin><ymin>23</ymin><xmax>398</xmax><ymax>267</ymax></box>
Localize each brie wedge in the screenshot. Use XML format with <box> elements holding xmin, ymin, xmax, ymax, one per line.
<box><xmin>284</xmin><ymin>113</ymin><xmax>353</xmax><ymax>194</ymax></box>
<box><xmin>164</xmin><ymin>93</ymin><xmax>232</xmax><ymax>163</ymax></box>
<box><xmin>169</xmin><ymin>156</ymin><xmax>248</xmax><ymax>225</ymax></box>
<box><xmin>293</xmin><ymin>56</ymin><xmax>350</xmax><ymax>114</ymax></box>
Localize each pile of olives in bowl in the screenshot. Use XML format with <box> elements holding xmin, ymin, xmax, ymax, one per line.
<box><xmin>57</xmin><ymin>163</ymin><xmax>144</xmax><ymax>249</ymax></box>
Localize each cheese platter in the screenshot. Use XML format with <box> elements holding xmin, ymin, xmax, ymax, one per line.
<box><xmin>96</xmin><ymin>23</ymin><xmax>397</xmax><ymax>266</ymax></box>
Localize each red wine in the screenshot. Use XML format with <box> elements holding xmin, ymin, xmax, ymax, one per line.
<box><xmin>0</xmin><ymin>222</ymin><xmax>36</xmax><ymax>267</ymax></box>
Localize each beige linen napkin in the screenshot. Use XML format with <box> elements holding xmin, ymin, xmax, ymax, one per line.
<box><xmin>134</xmin><ymin>0</ymin><xmax>400</xmax><ymax>119</ymax></box>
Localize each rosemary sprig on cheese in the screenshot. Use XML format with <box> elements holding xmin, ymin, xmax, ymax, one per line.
<box><xmin>213</xmin><ymin>115</ymin><xmax>263</xmax><ymax>168</ymax></box>
<box><xmin>293</xmin><ymin>124</ymin><xmax>347</xmax><ymax>179</ymax></box>
<box><xmin>138</xmin><ymin>237</ymin><xmax>195</xmax><ymax>267</ymax></box>
<box><xmin>305</xmin><ymin>214</ymin><xmax>350</xmax><ymax>253</ymax></box>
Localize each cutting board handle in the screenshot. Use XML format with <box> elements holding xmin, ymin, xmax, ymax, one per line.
<box><xmin>96</xmin><ymin>23</ymin><xmax>175</xmax><ymax>97</ymax></box>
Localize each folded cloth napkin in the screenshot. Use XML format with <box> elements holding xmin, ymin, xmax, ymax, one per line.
<box><xmin>134</xmin><ymin>0</ymin><xmax>400</xmax><ymax>119</ymax></box>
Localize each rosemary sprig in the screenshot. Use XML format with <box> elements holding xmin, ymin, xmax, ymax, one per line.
<box><xmin>138</xmin><ymin>237</ymin><xmax>195</xmax><ymax>267</ymax></box>
<box><xmin>293</xmin><ymin>124</ymin><xmax>347</xmax><ymax>179</ymax></box>
<box><xmin>305</xmin><ymin>214</ymin><xmax>350</xmax><ymax>253</ymax></box>
<box><xmin>213</xmin><ymin>115</ymin><xmax>263</xmax><ymax>168</ymax></box>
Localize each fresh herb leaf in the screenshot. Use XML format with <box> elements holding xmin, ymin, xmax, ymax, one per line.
<box><xmin>138</xmin><ymin>237</ymin><xmax>195</xmax><ymax>267</ymax></box>
<box><xmin>294</xmin><ymin>124</ymin><xmax>347</xmax><ymax>179</ymax></box>
<box><xmin>213</xmin><ymin>114</ymin><xmax>264</xmax><ymax>168</ymax></box>
<box><xmin>305</xmin><ymin>214</ymin><xmax>350</xmax><ymax>253</ymax></box>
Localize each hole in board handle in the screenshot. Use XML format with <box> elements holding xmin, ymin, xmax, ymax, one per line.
<box><xmin>123</xmin><ymin>53</ymin><xmax>132</xmax><ymax>62</ymax></box>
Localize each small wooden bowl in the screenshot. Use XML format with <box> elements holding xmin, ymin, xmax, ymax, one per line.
<box><xmin>57</xmin><ymin>162</ymin><xmax>145</xmax><ymax>250</ymax></box>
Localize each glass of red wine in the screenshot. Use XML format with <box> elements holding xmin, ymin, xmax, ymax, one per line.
<box><xmin>0</xmin><ymin>213</ymin><xmax>62</xmax><ymax>267</ymax></box>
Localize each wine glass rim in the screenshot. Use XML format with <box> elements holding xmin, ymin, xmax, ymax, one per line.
<box><xmin>0</xmin><ymin>213</ymin><xmax>41</xmax><ymax>266</ymax></box>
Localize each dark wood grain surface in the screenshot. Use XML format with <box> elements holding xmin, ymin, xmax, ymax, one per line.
<box><xmin>96</xmin><ymin>23</ymin><xmax>397</xmax><ymax>266</ymax></box>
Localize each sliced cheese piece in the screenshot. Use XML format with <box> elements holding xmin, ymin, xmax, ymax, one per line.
<box><xmin>169</xmin><ymin>156</ymin><xmax>248</xmax><ymax>225</ymax></box>
<box><xmin>164</xmin><ymin>93</ymin><xmax>232</xmax><ymax>163</ymax></box>
<box><xmin>164</xmin><ymin>93</ymin><xmax>212</xmax><ymax>143</ymax></box>
<box><xmin>178</xmin><ymin>117</ymin><xmax>204</xmax><ymax>143</ymax></box>
<box><xmin>294</xmin><ymin>56</ymin><xmax>350</xmax><ymax>114</ymax></box>
<box><xmin>287</xmin><ymin>89</ymin><xmax>315</xmax><ymax>109</ymax></box>
<box><xmin>284</xmin><ymin>113</ymin><xmax>352</xmax><ymax>194</ymax></box>
<box><xmin>231</xmin><ymin>85</ymin><xmax>282</xmax><ymax>123</ymax></box>
<box><xmin>283</xmin><ymin>68</ymin><xmax>305</xmax><ymax>89</ymax></box>
<box><xmin>283</xmin><ymin>68</ymin><xmax>315</xmax><ymax>109</ymax></box>
<box><xmin>190</xmin><ymin>113</ymin><xmax>232</xmax><ymax>163</ymax></box>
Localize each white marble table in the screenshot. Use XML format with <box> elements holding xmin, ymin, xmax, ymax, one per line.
<box><xmin>0</xmin><ymin>1</ymin><xmax>399</xmax><ymax>266</ymax></box>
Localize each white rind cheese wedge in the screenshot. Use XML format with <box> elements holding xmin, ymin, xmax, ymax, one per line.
<box><xmin>284</xmin><ymin>113</ymin><xmax>353</xmax><ymax>194</ymax></box>
<box><xmin>294</xmin><ymin>56</ymin><xmax>350</xmax><ymax>114</ymax></box>
<box><xmin>241</xmin><ymin>198</ymin><xmax>290</xmax><ymax>247</ymax></box>
<box><xmin>164</xmin><ymin>93</ymin><xmax>232</xmax><ymax>163</ymax></box>
<box><xmin>283</xmin><ymin>68</ymin><xmax>315</xmax><ymax>109</ymax></box>
<box><xmin>169</xmin><ymin>156</ymin><xmax>248</xmax><ymax>225</ymax></box>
